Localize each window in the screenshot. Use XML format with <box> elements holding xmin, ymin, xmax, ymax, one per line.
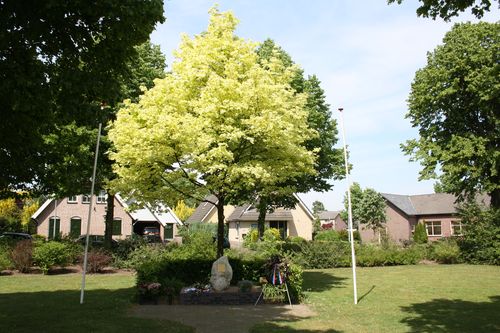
<box><xmin>112</xmin><ymin>218</ymin><xmax>122</xmax><ymax>235</ymax></box>
<box><xmin>82</xmin><ymin>195</ymin><xmax>90</xmax><ymax>204</ymax></box>
<box><xmin>425</xmin><ymin>221</ymin><xmax>442</xmax><ymax>236</ymax></box>
<box><xmin>48</xmin><ymin>217</ymin><xmax>60</xmax><ymax>240</ymax></box>
<box><xmin>67</xmin><ymin>196</ymin><xmax>77</xmax><ymax>203</ymax></box>
<box><xmin>270</xmin><ymin>221</ymin><xmax>288</xmax><ymax>239</ymax></box>
<box><xmin>96</xmin><ymin>190</ymin><xmax>107</xmax><ymax>204</ymax></box>
<box><xmin>251</xmin><ymin>223</ymin><xmax>258</xmax><ymax>229</ymax></box>
<box><xmin>451</xmin><ymin>221</ymin><xmax>464</xmax><ymax>236</ymax></box>
<box><xmin>70</xmin><ymin>217</ymin><xmax>81</xmax><ymax>238</ymax></box>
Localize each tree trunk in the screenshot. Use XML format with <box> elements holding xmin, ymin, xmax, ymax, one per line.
<box><xmin>257</xmin><ymin>197</ymin><xmax>268</xmax><ymax>240</ymax></box>
<box><xmin>216</xmin><ymin>195</ymin><xmax>225</xmax><ymax>258</ymax></box>
<box><xmin>490</xmin><ymin>188</ymin><xmax>500</xmax><ymax>209</ymax></box>
<box><xmin>104</xmin><ymin>192</ymin><xmax>115</xmax><ymax>250</ymax></box>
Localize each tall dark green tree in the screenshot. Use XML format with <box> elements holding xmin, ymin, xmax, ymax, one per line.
<box><xmin>388</xmin><ymin>0</ymin><xmax>497</xmax><ymax>21</ymax></box>
<box><xmin>0</xmin><ymin>0</ymin><xmax>165</xmax><ymax>198</ymax></box>
<box><xmin>401</xmin><ymin>22</ymin><xmax>500</xmax><ymax>208</ymax></box>
<box><xmin>248</xmin><ymin>39</ymin><xmax>345</xmax><ymax>239</ymax></box>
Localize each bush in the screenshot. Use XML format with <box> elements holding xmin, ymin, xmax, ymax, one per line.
<box><xmin>81</xmin><ymin>248</ymin><xmax>113</xmax><ymax>273</ymax></box>
<box><xmin>263</xmin><ymin>228</ymin><xmax>281</xmax><ymax>242</ymax></box>
<box><xmin>356</xmin><ymin>243</ymin><xmax>424</xmax><ymax>266</ymax></box>
<box><xmin>33</xmin><ymin>241</ymin><xmax>71</xmax><ymax>274</ymax></box>
<box><xmin>0</xmin><ymin>242</ymin><xmax>12</xmax><ymax>271</ymax></box>
<box><xmin>338</xmin><ymin>229</ymin><xmax>361</xmax><ymax>242</ymax></box>
<box><xmin>413</xmin><ymin>223</ymin><xmax>428</xmax><ymax>244</ymax></box>
<box><xmin>314</xmin><ymin>230</ymin><xmax>341</xmax><ymax>242</ymax></box>
<box><xmin>112</xmin><ymin>235</ymin><xmax>147</xmax><ymax>267</ymax></box>
<box><xmin>10</xmin><ymin>239</ymin><xmax>33</xmax><ymax>273</ymax></box>
<box><xmin>292</xmin><ymin>241</ymin><xmax>351</xmax><ymax>269</ymax></box>
<box><xmin>430</xmin><ymin>238</ymin><xmax>461</xmax><ymax>264</ymax></box>
<box><xmin>458</xmin><ymin>204</ymin><xmax>500</xmax><ymax>265</ymax></box>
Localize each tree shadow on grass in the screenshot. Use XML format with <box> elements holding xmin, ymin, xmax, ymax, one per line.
<box><xmin>302</xmin><ymin>271</ymin><xmax>347</xmax><ymax>292</ymax></box>
<box><xmin>251</xmin><ymin>322</ymin><xmax>342</xmax><ymax>333</ymax></box>
<box><xmin>400</xmin><ymin>295</ymin><xmax>500</xmax><ymax>332</ymax></box>
<box><xmin>0</xmin><ymin>288</ymin><xmax>194</xmax><ymax>333</ymax></box>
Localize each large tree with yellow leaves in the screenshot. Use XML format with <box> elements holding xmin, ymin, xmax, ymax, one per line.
<box><xmin>108</xmin><ymin>8</ymin><xmax>317</xmax><ymax>257</ymax></box>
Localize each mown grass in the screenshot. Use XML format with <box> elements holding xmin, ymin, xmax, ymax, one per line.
<box><xmin>251</xmin><ymin>264</ymin><xmax>500</xmax><ymax>332</ymax></box>
<box><xmin>1</xmin><ymin>265</ymin><xmax>499</xmax><ymax>332</ymax></box>
<box><xmin>0</xmin><ymin>272</ymin><xmax>194</xmax><ymax>333</ymax></box>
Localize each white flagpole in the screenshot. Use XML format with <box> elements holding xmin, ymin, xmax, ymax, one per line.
<box><xmin>80</xmin><ymin>123</ymin><xmax>102</xmax><ymax>304</ymax></box>
<box><xmin>338</xmin><ymin>108</ymin><xmax>358</xmax><ymax>305</ymax></box>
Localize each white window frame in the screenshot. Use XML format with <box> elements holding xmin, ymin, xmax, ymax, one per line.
<box><xmin>96</xmin><ymin>191</ymin><xmax>107</xmax><ymax>204</ymax></box>
<box><xmin>451</xmin><ymin>220</ymin><xmax>463</xmax><ymax>236</ymax></box>
<box><xmin>82</xmin><ymin>195</ymin><xmax>91</xmax><ymax>204</ymax></box>
<box><xmin>424</xmin><ymin>220</ymin><xmax>442</xmax><ymax>236</ymax></box>
<box><xmin>67</xmin><ymin>196</ymin><xmax>78</xmax><ymax>203</ymax></box>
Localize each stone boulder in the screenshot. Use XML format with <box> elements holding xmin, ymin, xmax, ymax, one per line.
<box><xmin>210</xmin><ymin>256</ymin><xmax>233</xmax><ymax>291</ymax></box>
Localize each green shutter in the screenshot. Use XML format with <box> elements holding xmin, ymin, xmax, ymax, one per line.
<box><xmin>112</xmin><ymin>219</ymin><xmax>122</xmax><ymax>235</ymax></box>
<box><xmin>70</xmin><ymin>218</ymin><xmax>81</xmax><ymax>238</ymax></box>
<box><xmin>164</xmin><ymin>223</ymin><xmax>173</xmax><ymax>239</ymax></box>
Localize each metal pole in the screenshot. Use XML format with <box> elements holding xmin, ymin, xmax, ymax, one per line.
<box><xmin>338</xmin><ymin>108</ymin><xmax>358</xmax><ymax>305</ymax></box>
<box><xmin>80</xmin><ymin>123</ymin><xmax>102</xmax><ymax>304</ymax></box>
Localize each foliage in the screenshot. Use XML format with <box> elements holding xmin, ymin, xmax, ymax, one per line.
<box><xmin>413</xmin><ymin>223</ymin><xmax>429</xmax><ymax>244</ymax></box>
<box><xmin>81</xmin><ymin>248</ymin><xmax>113</xmax><ymax>273</ymax></box>
<box><xmin>429</xmin><ymin>238</ymin><xmax>461</xmax><ymax>264</ymax></box>
<box><xmin>356</xmin><ymin>244</ymin><xmax>424</xmax><ymax>267</ymax></box>
<box><xmin>315</xmin><ymin>230</ymin><xmax>342</xmax><ymax>242</ymax></box>
<box><xmin>292</xmin><ymin>241</ymin><xmax>351</xmax><ymax>269</ymax></box>
<box><xmin>458</xmin><ymin>203</ymin><xmax>500</xmax><ymax>265</ymax></box>
<box><xmin>262</xmin><ymin>284</ymin><xmax>285</xmax><ymax>303</ymax></box>
<box><xmin>401</xmin><ymin>22</ymin><xmax>500</xmax><ymax>208</ymax></box>
<box><xmin>0</xmin><ymin>0</ymin><xmax>165</xmax><ymax>198</ymax></box>
<box><xmin>112</xmin><ymin>234</ymin><xmax>148</xmax><ymax>265</ymax></box>
<box><xmin>263</xmin><ymin>228</ymin><xmax>281</xmax><ymax>242</ymax></box>
<box><xmin>312</xmin><ymin>201</ymin><xmax>325</xmax><ymax>217</ymax></box>
<box><xmin>10</xmin><ymin>239</ymin><xmax>33</xmax><ymax>273</ymax></box>
<box><xmin>32</xmin><ymin>241</ymin><xmax>71</xmax><ymax>274</ymax></box>
<box><xmin>109</xmin><ymin>9</ymin><xmax>317</xmax><ymax>257</ymax></box>
<box><xmin>173</xmin><ymin>200</ymin><xmax>196</xmax><ymax>222</ymax></box>
<box><xmin>0</xmin><ymin>241</ymin><xmax>13</xmax><ymax>271</ymax></box>
<box><xmin>160</xmin><ymin>277</ymin><xmax>185</xmax><ymax>296</ymax></box>
<box><xmin>342</xmin><ymin>183</ymin><xmax>387</xmax><ymax>238</ymax></box>
<box><xmin>387</xmin><ymin>0</ymin><xmax>496</xmax><ymax>20</ymax></box>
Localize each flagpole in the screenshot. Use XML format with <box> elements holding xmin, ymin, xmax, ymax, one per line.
<box><xmin>80</xmin><ymin>123</ymin><xmax>102</xmax><ymax>304</ymax></box>
<box><xmin>338</xmin><ymin>108</ymin><xmax>358</xmax><ymax>305</ymax></box>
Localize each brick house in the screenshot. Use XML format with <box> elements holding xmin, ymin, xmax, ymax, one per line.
<box><xmin>317</xmin><ymin>210</ymin><xmax>346</xmax><ymax>231</ymax></box>
<box><xmin>187</xmin><ymin>194</ymin><xmax>314</xmax><ymax>245</ymax></box>
<box><xmin>358</xmin><ymin>192</ymin><xmax>489</xmax><ymax>243</ymax></box>
<box><xmin>31</xmin><ymin>192</ymin><xmax>182</xmax><ymax>241</ymax></box>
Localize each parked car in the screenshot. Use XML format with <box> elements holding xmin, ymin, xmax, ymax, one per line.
<box><xmin>76</xmin><ymin>235</ymin><xmax>118</xmax><ymax>247</ymax></box>
<box><xmin>0</xmin><ymin>232</ymin><xmax>32</xmax><ymax>241</ymax></box>
<box><xmin>143</xmin><ymin>227</ymin><xmax>160</xmax><ymax>236</ymax></box>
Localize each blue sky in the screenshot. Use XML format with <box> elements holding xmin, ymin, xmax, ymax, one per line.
<box><xmin>151</xmin><ymin>1</ymin><xmax>499</xmax><ymax>211</ymax></box>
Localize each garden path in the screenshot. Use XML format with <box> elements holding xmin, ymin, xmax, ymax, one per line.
<box><xmin>130</xmin><ymin>303</ymin><xmax>315</xmax><ymax>333</ymax></box>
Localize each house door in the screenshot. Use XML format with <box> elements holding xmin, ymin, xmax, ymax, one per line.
<box><xmin>164</xmin><ymin>223</ymin><xmax>174</xmax><ymax>239</ymax></box>
<box><xmin>70</xmin><ymin>217</ymin><xmax>81</xmax><ymax>238</ymax></box>
<box><xmin>48</xmin><ymin>217</ymin><xmax>60</xmax><ymax>240</ymax></box>
<box><xmin>269</xmin><ymin>221</ymin><xmax>287</xmax><ymax>239</ymax></box>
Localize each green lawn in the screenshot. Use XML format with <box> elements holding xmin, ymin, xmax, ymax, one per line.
<box><xmin>0</xmin><ymin>272</ymin><xmax>194</xmax><ymax>333</ymax></box>
<box><xmin>1</xmin><ymin>265</ymin><xmax>499</xmax><ymax>332</ymax></box>
<box><xmin>252</xmin><ymin>264</ymin><xmax>500</xmax><ymax>333</ymax></box>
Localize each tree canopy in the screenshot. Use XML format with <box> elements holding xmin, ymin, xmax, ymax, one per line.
<box><xmin>108</xmin><ymin>8</ymin><xmax>318</xmax><ymax>257</ymax></box>
<box><xmin>401</xmin><ymin>22</ymin><xmax>500</xmax><ymax>208</ymax></box>
<box><xmin>342</xmin><ymin>183</ymin><xmax>387</xmax><ymax>241</ymax></box>
<box><xmin>312</xmin><ymin>201</ymin><xmax>326</xmax><ymax>217</ymax></box>
<box><xmin>0</xmin><ymin>0</ymin><xmax>165</xmax><ymax>198</ymax></box>
<box><xmin>388</xmin><ymin>0</ymin><xmax>497</xmax><ymax>20</ymax></box>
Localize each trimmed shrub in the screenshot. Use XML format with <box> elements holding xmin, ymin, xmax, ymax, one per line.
<box><xmin>430</xmin><ymin>238</ymin><xmax>461</xmax><ymax>264</ymax></box>
<box><xmin>263</xmin><ymin>228</ymin><xmax>281</xmax><ymax>242</ymax></box>
<box><xmin>10</xmin><ymin>239</ymin><xmax>33</xmax><ymax>273</ymax></box>
<box><xmin>315</xmin><ymin>230</ymin><xmax>341</xmax><ymax>242</ymax></box>
<box><xmin>292</xmin><ymin>241</ymin><xmax>351</xmax><ymax>269</ymax></box>
<box><xmin>413</xmin><ymin>223</ymin><xmax>428</xmax><ymax>244</ymax></box>
<box><xmin>81</xmin><ymin>248</ymin><xmax>113</xmax><ymax>273</ymax></box>
<box><xmin>33</xmin><ymin>241</ymin><xmax>71</xmax><ymax>274</ymax></box>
